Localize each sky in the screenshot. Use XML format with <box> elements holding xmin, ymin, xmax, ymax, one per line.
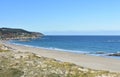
<box><xmin>0</xmin><ymin>0</ymin><xmax>120</xmax><ymax>35</ymax></box>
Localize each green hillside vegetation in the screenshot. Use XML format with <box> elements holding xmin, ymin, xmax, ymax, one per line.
<box><xmin>0</xmin><ymin>28</ymin><xmax>43</xmax><ymax>40</ymax></box>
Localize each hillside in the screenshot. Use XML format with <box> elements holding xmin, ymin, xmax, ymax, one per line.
<box><xmin>0</xmin><ymin>28</ymin><xmax>43</xmax><ymax>40</ymax></box>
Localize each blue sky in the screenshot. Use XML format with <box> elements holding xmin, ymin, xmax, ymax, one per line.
<box><xmin>0</xmin><ymin>0</ymin><xmax>120</xmax><ymax>35</ymax></box>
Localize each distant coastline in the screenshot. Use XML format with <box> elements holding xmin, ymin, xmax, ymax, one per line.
<box><xmin>0</xmin><ymin>27</ymin><xmax>44</xmax><ymax>40</ymax></box>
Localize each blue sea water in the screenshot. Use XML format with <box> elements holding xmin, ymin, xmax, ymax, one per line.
<box><xmin>11</xmin><ymin>36</ymin><xmax>120</xmax><ymax>58</ymax></box>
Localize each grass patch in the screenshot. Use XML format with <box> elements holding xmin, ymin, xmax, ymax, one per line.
<box><xmin>0</xmin><ymin>68</ymin><xmax>23</xmax><ymax>77</ymax></box>
<box><xmin>0</xmin><ymin>49</ymin><xmax>10</xmax><ymax>52</ymax></box>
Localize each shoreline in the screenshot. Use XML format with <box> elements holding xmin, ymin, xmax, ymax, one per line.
<box><xmin>10</xmin><ymin>40</ymin><xmax>120</xmax><ymax>60</ymax></box>
<box><xmin>8</xmin><ymin>42</ymin><xmax>120</xmax><ymax>60</ymax></box>
<box><xmin>0</xmin><ymin>40</ymin><xmax>120</xmax><ymax>73</ymax></box>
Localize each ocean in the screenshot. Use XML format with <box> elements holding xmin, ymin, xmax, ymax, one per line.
<box><xmin>11</xmin><ymin>36</ymin><xmax>120</xmax><ymax>59</ymax></box>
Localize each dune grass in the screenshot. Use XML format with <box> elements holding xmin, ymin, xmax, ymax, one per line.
<box><xmin>0</xmin><ymin>51</ymin><xmax>119</xmax><ymax>77</ymax></box>
<box><xmin>0</xmin><ymin>68</ymin><xmax>23</xmax><ymax>77</ymax></box>
<box><xmin>0</xmin><ymin>44</ymin><xmax>120</xmax><ymax>77</ymax></box>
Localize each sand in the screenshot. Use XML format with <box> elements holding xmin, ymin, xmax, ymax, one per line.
<box><xmin>0</xmin><ymin>41</ymin><xmax>120</xmax><ymax>73</ymax></box>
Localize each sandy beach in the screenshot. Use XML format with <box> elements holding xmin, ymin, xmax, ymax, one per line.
<box><xmin>1</xmin><ymin>41</ymin><xmax>120</xmax><ymax>73</ymax></box>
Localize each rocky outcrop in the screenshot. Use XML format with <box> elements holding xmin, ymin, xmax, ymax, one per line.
<box><xmin>108</xmin><ymin>53</ymin><xmax>120</xmax><ymax>56</ymax></box>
